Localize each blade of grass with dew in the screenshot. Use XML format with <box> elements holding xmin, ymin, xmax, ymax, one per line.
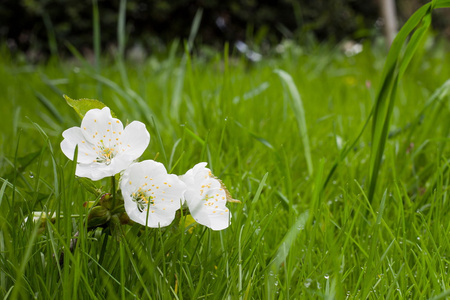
<box><xmin>8</xmin><ymin>214</ymin><xmax>43</xmax><ymax>299</ymax></box>
<box><xmin>270</xmin><ymin>210</ymin><xmax>309</xmax><ymax>270</ymax></box>
<box><xmin>266</xmin><ymin>210</ymin><xmax>308</xmax><ymax>299</ymax></box>
<box><xmin>360</xmin><ymin>189</ymin><xmax>387</xmax><ymax>298</ymax></box>
<box><xmin>403</xmin><ymin>79</ymin><xmax>450</xmax><ymax>144</ymax></box>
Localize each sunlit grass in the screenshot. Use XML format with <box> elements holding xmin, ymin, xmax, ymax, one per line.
<box><xmin>1</xmin><ymin>10</ymin><xmax>450</xmax><ymax>298</ymax></box>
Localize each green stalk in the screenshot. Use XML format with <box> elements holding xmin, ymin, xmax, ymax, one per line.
<box><xmin>111</xmin><ymin>176</ymin><xmax>117</xmax><ymax>210</ymax></box>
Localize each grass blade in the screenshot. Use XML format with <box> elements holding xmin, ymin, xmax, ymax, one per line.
<box><xmin>92</xmin><ymin>0</ymin><xmax>102</xmax><ymax>97</ymax></box>
<box><xmin>367</xmin><ymin>2</ymin><xmax>441</xmax><ymax>201</ymax></box>
<box><xmin>274</xmin><ymin>69</ymin><xmax>313</xmax><ymax>175</ymax></box>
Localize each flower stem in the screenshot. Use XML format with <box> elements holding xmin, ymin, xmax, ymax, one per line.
<box><xmin>111</xmin><ymin>176</ymin><xmax>117</xmax><ymax>209</ymax></box>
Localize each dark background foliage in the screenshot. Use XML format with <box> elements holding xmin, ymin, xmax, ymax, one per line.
<box><xmin>0</xmin><ymin>0</ymin><xmax>449</xmax><ymax>60</ymax></box>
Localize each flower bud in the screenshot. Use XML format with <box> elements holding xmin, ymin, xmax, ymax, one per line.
<box><xmin>87</xmin><ymin>206</ymin><xmax>111</xmax><ymax>229</ymax></box>
<box><xmin>100</xmin><ymin>193</ymin><xmax>113</xmax><ymax>210</ymax></box>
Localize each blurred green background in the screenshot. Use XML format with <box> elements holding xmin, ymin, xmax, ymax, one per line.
<box><xmin>1</xmin><ymin>0</ymin><xmax>449</xmax><ymax>61</ymax></box>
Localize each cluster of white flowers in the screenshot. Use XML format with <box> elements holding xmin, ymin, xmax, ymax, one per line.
<box><xmin>61</xmin><ymin>107</ymin><xmax>232</xmax><ymax>230</ymax></box>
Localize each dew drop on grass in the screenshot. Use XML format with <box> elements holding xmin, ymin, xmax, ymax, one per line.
<box><xmin>41</xmin><ymin>252</ymin><xmax>46</xmax><ymax>267</ymax></box>
<box><xmin>29</xmin><ymin>172</ymin><xmax>34</xmax><ymax>178</ymax></box>
<box><xmin>324</xmin><ymin>274</ymin><xmax>329</xmax><ymax>279</ymax></box>
<box><xmin>304</xmin><ymin>278</ymin><xmax>312</xmax><ymax>288</ymax></box>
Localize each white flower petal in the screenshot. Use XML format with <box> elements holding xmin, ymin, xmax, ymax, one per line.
<box><xmin>120</xmin><ymin>121</ymin><xmax>150</xmax><ymax>158</ymax></box>
<box><xmin>81</xmin><ymin>107</ymin><xmax>124</xmax><ymax>145</ymax></box>
<box><xmin>121</xmin><ymin>160</ymin><xmax>186</xmax><ymax>228</ymax></box>
<box><xmin>61</xmin><ymin>127</ymin><xmax>97</xmax><ymax>163</ymax></box>
<box><xmin>75</xmin><ymin>162</ymin><xmax>117</xmax><ymax>181</ymax></box>
<box><xmin>181</xmin><ymin>163</ymin><xmax>231</xmax><ymax>230</ymax></box>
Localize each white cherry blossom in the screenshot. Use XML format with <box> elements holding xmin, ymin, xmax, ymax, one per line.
<box><xmin>120</xmin><ymin>160</ymin><xmax>186</xmax><ymax>227</ymax></box>
<box><xmin>180</xmin><ymin>162</ymin><xmax>231</xmax><ymax>230</ymax></box>
<box><xmin>61</xmin><ymin>107</ymin><xmax>149</xmax><ymax>181</ymax></box>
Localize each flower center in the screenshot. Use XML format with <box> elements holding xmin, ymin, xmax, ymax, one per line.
<box><xmin>131</xmin><ymin>190</ymin><xmax>154</xmax><ymax>212</ymax></box>
<box><xmin>96</xmin><ymin>141</ymin><xmax>118</xmax><ymax>165</ymax></box>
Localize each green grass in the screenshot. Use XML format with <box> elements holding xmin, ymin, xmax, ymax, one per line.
<box><xmin>2</xmin><ymin>3</ymin><xmax>450</xmax><ymax>299</ymax></box>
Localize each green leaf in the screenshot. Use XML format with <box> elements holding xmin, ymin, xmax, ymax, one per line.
<box><xmin>63</xmin><ymin>95</ymin><xmax>116</xmax><ymax>119</ymax></box>
<box><xmin>435</xmin><ymin>0</ymin><xmax>450</xmax><ymax>9</ymax></box>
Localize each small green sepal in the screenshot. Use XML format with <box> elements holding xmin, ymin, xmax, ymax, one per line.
<box><xmin>100</xmin><ymin>193</ymin><xmax>113</xmax><ymax>210</ymax></box>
